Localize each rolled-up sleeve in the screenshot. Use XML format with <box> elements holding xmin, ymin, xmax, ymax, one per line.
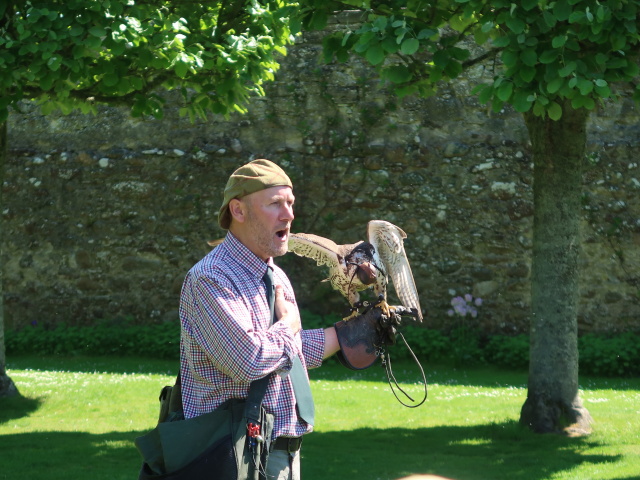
<box><xmin>301</xmin><ymin>328</ymin><xmax>325</xmax><ymax>369</ymax></box>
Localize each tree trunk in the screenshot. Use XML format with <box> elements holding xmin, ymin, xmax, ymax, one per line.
<box><xmin>0</xmin><ymin>120</ymin><xmax>19</xmax><ymax>398</ymax></box>
<box><xmin>519</xmin><ymin>101</ymin><xmax>591</xmax><ymax>435</ymax></box>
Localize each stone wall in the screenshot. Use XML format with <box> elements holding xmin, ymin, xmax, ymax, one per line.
<box><xmin>4</xmin><ymin>20</ymin><xmax>640</xmax><ymax>334</ymax></box>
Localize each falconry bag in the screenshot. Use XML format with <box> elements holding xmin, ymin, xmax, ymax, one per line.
<box><xmin>135</xmin><ymin>374</ymin><xmax>273</xmax><ymax>480</ymax></box>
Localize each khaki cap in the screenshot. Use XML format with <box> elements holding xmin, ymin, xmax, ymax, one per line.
<box><xmin>217</xmin><ymin>159</ymin><xmax>293</xmax><ymax>229</ymax></box>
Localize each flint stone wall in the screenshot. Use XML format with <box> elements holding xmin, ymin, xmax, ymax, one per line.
<box><xmin>4</xmin><ymin>18</ymin><xmax>640</xmax><ymax>334</ymax></box>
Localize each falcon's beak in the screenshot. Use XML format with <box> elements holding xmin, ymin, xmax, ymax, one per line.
<box><xmin>356</xmin><ymin>262</ymin><xmax>377</xmax><ymax>285</ymax></box>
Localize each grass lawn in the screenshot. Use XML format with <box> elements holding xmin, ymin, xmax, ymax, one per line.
<box><xmin>1</xmin><ymin>355</ymin><xmax>639</xmax><ymax>480</ymax></box>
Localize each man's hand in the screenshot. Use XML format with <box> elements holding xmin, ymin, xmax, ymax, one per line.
<box><xmin>274</xmin><ymin>285</ymin><xmax>301</xmax><ymax>335</ymax></box>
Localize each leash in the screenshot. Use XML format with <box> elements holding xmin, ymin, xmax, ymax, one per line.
<box><xmin>378</xmin><ymin>330</ymin><xmax>428</xmax><ymax>408</ymax></box>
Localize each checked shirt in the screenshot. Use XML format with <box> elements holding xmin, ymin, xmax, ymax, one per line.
<box><xmin>179</xmin><ymin>232</ymin><xmax>325</xmax><ymax>439</ymax></box>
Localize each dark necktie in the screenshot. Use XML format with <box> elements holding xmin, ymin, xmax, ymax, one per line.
<box><xmin>263</xmin><ymin>266</ymin><xmax>315</xmax><ymax>426</ymax></box>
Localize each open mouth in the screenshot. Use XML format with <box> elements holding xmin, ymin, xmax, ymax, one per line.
<box><xmin>276</xmin><ymin>229</ymin><xmax>288</xmax><ymax>240</ymax></box>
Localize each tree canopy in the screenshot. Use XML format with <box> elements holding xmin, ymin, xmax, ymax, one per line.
<box><xmin>302</xmin><ymin>0</ymin><xmax>639</xmax><ymax>118</ymax></box>
<box><xmin>0</xmin><ymin>0</ymin><xmax>297</xmax><ymax>121</ymax></box>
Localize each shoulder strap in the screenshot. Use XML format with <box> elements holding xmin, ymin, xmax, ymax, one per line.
<box><xmin>243</xmin><ymin>375</ymin><xmax>271</xmax><ymax>423</ymax></box>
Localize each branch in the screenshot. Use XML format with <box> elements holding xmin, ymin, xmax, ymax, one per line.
<box><xmin>462</xmin><ymin>47</ymin><xmax>501</xmax><ymax>70</ymax></box>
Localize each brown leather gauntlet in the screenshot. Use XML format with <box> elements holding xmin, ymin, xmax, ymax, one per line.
<box><xmin>334</xmin><ymin>306</ymin><xmax>417</xmax><ymax>370</ymax></box>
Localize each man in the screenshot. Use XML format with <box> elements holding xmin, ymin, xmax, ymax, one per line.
<box><xmin>179</xmin><ymin>159</ymin><xmax>340</xmax><ymax>480</ymax></box>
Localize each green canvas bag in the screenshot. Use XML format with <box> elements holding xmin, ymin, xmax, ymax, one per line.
<box><xmin>135</xmin><ymin>375</ymin><xmax>273</xmax><ymax>480</ymax></box>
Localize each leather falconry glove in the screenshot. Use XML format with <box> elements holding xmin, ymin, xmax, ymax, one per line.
<box><xmin>333</xmin><ymin>305</ymin><xmax>419</xmax><ymax>370</ymax></box>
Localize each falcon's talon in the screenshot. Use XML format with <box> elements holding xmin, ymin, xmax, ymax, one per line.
<box><xmin>373</xmin><ymin>297</ymin><xmax>393</xmax><ymax>319</ymax></box>
<box><xmin>342</xmin><ymin>309</ymin><xmax>360</xmax><ymax>321</ymax></box>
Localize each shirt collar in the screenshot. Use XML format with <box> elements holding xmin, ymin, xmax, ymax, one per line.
<box><xmin>224</xmin><ymin>231</ymin><xmax>273</xmax><ymax>278</ymax></box>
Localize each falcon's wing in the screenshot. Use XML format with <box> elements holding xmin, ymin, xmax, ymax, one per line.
<box><xmin>367</xmin><ymin>220</ymin><xmax>423</xmax><ymax>321</ymax></box>
<box><xmin>288</xmin><ymin>232</ymin><xmax>344</xmax><ymax>268</ymax></box>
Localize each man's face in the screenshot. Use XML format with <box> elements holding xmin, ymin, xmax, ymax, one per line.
<box><xmin>241</xmin><ymin>186</ymin><xmax>295</xmax><ymax>261</ymax></box>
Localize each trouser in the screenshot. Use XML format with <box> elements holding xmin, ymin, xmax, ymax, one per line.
<box><xmin>266</xmin><ymin>448</ymin><xmax>301</xmax><ymax>480</ymax></box>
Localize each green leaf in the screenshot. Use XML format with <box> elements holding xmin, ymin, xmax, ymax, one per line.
<box><xmin>585</xmin><ymin>8</ymin><xmax>594</xmax><ymax>22</ymax></box>
<box><xmin>577</xmin><ymin>78</ymin><xmax>593</xmax><ymax>95</ymax></box>
<box><xmin>505</xmin><ymin>16</ymin><xmax>525</xmax><ymax>34</ymax></box>
<box><xmin>548</xmin><ymin>101</ymin><xmax>562</xmax><ymax>120</ymax></box>
<box><xmin>568</xmin><ymin>11</ymin><xmax>586</xmax><ymax>23</ymax></box>
<box><xmin>102</xmin><ymin>73</ymin><xmax>120</xmax><ymax>87</ymax></box>
<box><xmin>552</xmin><ymin>35</ymin><xmax>567</xmax><ymax>48</ymax></box>
<box><xmin>433</xmin><ymin>50</ymin><xmax>450</xmax><ymax>67</ymax></box>
<box><xmin>401</xmin><ymin>38</ymin><xmax>420</xmax><ymax>55</ymax></box>
<box><xmin>365</xmin><ymin>45</ymin><xmax>385</xmax><ymax>65</ymax></box>
<box><xmin>520</xmin><ymin>49</ymin><xmax>537</xmax><ymax>67</ymax></box>
<box><xmin>571</xmin><ymin>94</ymin><xmax>595</xmax><ymax>110</ymax></box>
<box><xmin>382</xmin><ymin>65</ymin><xmax>412</xmax><ymax>84</ymax></box>
<box><xmin>492</xmin><ymin>35</ymin><xmax>511</xmax><ymax>48</ymax></box>
<box><xmin>558</xmin><ymin>62</ymin><xmax>576</xmax><ymax>77</ymax></box>
<box><xmin>117</xmin><ymin>77</ymin><xmax>131</xmax><ymax>95</ymax></box>
<box><xmin>130</xmin><ymin>76</ymin><xmax>143</xmax><ymax>91</ymax></box>
<box><xmin>533</xmin><ymin>101</ymin><xmax>546</xmax><ymax>117</ymax></box>
<box><xmin>381</xmin><ymin>36</ymin><xmax>399</xmax><ymax>54</ymax></box>
<box><xmin>69</xmin><ymin>24</ymin><xmax>84</xmax><ymax>37</ymax></box>
<box><xmin>89</xmin><ymin>26</ymin><xmax>107</xmax><ymax>38</ymax></box>
<box><xmin>553</xmin><ymin>0</ymin><xmax>572</xmax><ymax>21</ymax></box>
<box><xmin>491</xmin><ymin>96</ymin><xmax>504</xmax><ymax>113</ymax></box>
<box><xmin>594</xmin><ymin>84</ymin><xmax>611</xmax><ymax>98</ymax></box>
<box><xmin>395</xmin><ymin>84</ymin><xmax>419</xmax><ymax>98</ymax></box>
<box><xmin>519</xmin><ymin>66</ymin><xmax>536</xmax><ymax>83</ymax></box>
<box><xmin>373</xmin><ymin>16</ymin><xmax>388</xmax><ymax>31</ymax></box>
<box><xmin>521</xmin><ymin>0</ymin><xmax>538</xmax><ymax>11</ymax></box>
<box><xmin>40</xmin><ymin>73</ymin><xmax>54</xmax><ymax>90</ymax></box>
<box><xmin>497</xmin><ymin>82</ymin><xmax>513</xmax><ymax>101</ymax></box>
<box><xmin>624</xmin><ymin>62</ymin><xmax>639</xmax><ymax>77</ymax></box>
<box><xmin>481</xmin><ymin>22</ymin><xmax>494</xmax><ymax>33</ymax></box>
<box><xmin>309</xmin><ymin>11</ymin><xmax>328</xmax><ymax>30</ymax></box>
<box><xmin>47</xmin><ymin>56</ymin><xmax>62</xmax><ymax>71</ymax></box>
<box><xmin>417</xmin><ymin>29</ymin><xmax>437</xmax><ymax>39</ymax></box>
<box><xmin>478</xmin><ymin>84</ymin><xmax>493</xmax><ymax>104</ymax></box>
<box><xmin>547</xmin><ymin>77</ymin><xmax>564</xmax><ymax>93</ymax></box>
<box><xmin>85</xmin><ymin>35</ymin><xmax>102</xmax><ymax>50</ymax></box>
<box><xmin>444</xmin><ymin>60</ymin><xmax>462</xmax><ymax>78</ymax></box>
<box><xmin>542</xmin><ymin>10</ymin><xmax>557</xmax><ymax>28</ymax></box>
<box><xmin>502</xmin><ymin>50</ymin><xmax>518</xmax><ymax>68</ymax></box>
<box><xmin>539</xmin><ymin>50</ymin><xmax>557</xmax><ymax>64</ymax></box>
<box><xmin>175</xmin><ymin>62</ymin><xmax>188</xmax><ymax>79</ymax></box>
<box><xmin>512</xmin><ymin>91</ymin><xmax>533</xmax><ymax>112</ymax></box>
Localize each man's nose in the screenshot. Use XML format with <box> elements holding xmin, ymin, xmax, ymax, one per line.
<box><xmin>281</xmin><ymin>203</ymin><xmax>294</xmax><ymax>221</ymax></box>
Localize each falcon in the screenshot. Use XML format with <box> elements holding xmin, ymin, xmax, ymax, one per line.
<box><xmin>288</xmin><ymin>220</ymin><xmax>423</xmax><ymax>322</ymax></box>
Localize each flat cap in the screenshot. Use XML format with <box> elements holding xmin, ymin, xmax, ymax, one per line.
<box><xmin>218</xmin><ymin>159</ymin><xmax>293</xmax><ymax>229</ymax></box>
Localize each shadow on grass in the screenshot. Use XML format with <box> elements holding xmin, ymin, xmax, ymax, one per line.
<box><xmin>0</xmin><ymin>394</ymin><xmax>43</xmax><ymax>424</ymax></box>
<box><xmin>0</xmin><ymin>421</ymin><xmax>624</xmax><ymax>480</ymax></box>
<box><xmin>302</xmin><ymin>421</ymin><xmax>619</xmax><ymax>480</ymax></box>
<box><xmin>0</xmin><ymin>429</ymin><xmax>146</xmax><ymax>480</ymax></box>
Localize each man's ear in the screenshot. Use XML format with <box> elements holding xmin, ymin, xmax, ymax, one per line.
<box><xmin>228</xmin><ymin>198</ymin><xmax>246</xmax><ymax>224</ymax></box>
